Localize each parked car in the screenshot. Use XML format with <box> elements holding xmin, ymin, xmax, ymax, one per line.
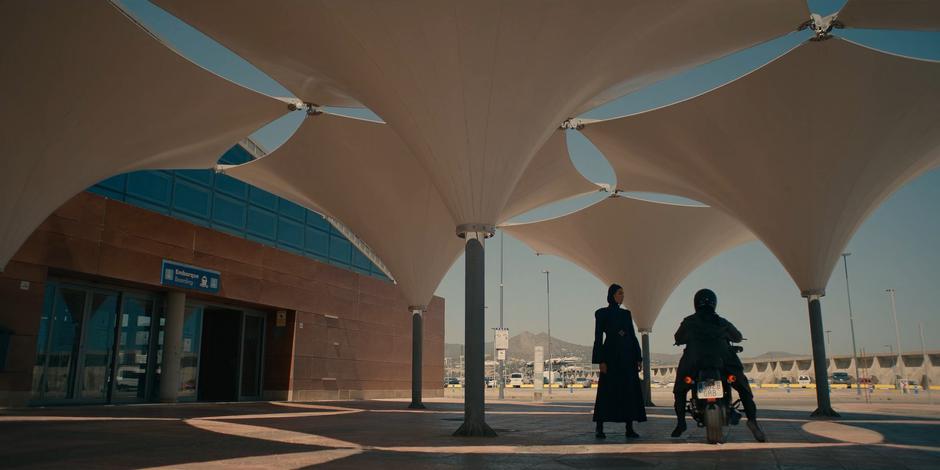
<box><xmin>115</xmin><ymin>366</ymin><xmax>143</xmax><ymax>392</ymax></box>
<box><xmin>574</xmin><ymin>377</ymin><xmax>591</xmax><ymax>388</ymax></box>
<box><xmin>798</xmin><ymin>375</ymin><xmax>812</xmax><ymax>387</ymax></box>
<box><xmin>831</xmin><ymin>372</ymin><xmax>852</xmax><ymax>385</ymax></box>
<box><xmin>899</xmin><ymin>379</ymin><xmax>921</xmax><ymax>391</ymax></box>
<box><xmin>445</xmin><ymin>377</ymin><xmax>461</xmax><ymax>387</ymax></box>
<box><xmin>509</xmin><ymin>373</ymin><xmax>524</xmax><ymax>388</ymax></box>
<box><xmin>779</xmin><ymin>377</ymin><xmax>792</xmax><ymax>385</ymax></box>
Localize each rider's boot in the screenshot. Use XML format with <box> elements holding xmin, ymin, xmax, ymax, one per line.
<box><xmin>595</xmin><ymin>421</ymin><xmax>606</xmax><ymax>439</ymax></box>
<box><xmin>746</xmin><ymin>420</ymin><xmax>766</xmax><ymax>442</ymax></box>
<box><xmin>742</xmin><ymin>398</ymin><xmax>766</xmax><ymax>442</ymax></box>
<box><xmin>670</xmin><ymin>396</ymin><xmax>687</xmax><ymax>438</ymax></box>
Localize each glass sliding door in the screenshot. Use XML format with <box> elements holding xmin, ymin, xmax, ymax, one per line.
<box><xmin>148</xmin><ymin>311</ymin><xmax>166</xmax><ymax>402</ymax></box>
<box><xmin>239</xmin><ymin>313</ymin><xmax>265</xmax><ymax>400</ymax></box>
<box><xmin>77</xmin><ymin>292</ymin><xmax>118</xmax><ymax>401</ymax></box>
<box><xmin>112</xmin><ymin>296</ymin><xmax>157</xmax><ymax>402</ymax></box>
<box><xmin>177</xmin><ymin>305</ymin><xmax>203</xmax><ymax>401</ymax></box>
<box><xmin>31</xmin><ymin>283</ymin><xmax>118</xmax><ymax>404</ymax></box>
<box><xmin>31</xmin><ymin>286</ymin><xmax>58</xmax><ymax>400</ymax></box>
<box><xmin>32</xmin><ymin>286</ymin><xmax>87</xmax><ymax>401</ymax></box>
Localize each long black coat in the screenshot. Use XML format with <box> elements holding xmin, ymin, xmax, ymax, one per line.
<box><xmin>592</xmin><ymin>305</ymin><xmax>647</xmax><ymax>423</ymax></box>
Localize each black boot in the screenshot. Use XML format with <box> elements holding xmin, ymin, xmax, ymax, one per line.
<box><xmin>741</xmin><ymin>397</ymin><xmax>766</xmax><ymax>442</ymax></box>
<box><xmin>671</xmin><ymin>422</ymin><xmax>687</xmax><ymax>438</ymax></box>
<box><xmin>671</xmin><ymin>397</ymin><xmax>687</xmax><ymax>437</ymax></box>
<box><xmin>595</xmin><ymin>422</ymin><xmax>606</xmax><ymax>439</ymax></box>
<box><xmin>747</xmin><ymin>420</ymin><xmax>766</xmax><ymax>442</ymax></box>
<box><xmin>625</xmin><ymin>422</ymin><xmax>639</xmax><ymax>438</ymax></box>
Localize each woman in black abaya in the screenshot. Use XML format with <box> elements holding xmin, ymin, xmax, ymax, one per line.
<box><xmin>592</xmin><ymin>283</ymin><xmax>647</xmax><ymax>438</ymax></box>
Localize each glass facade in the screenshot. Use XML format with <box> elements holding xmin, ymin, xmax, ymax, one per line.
<box><xmin>32</xmin><ymin>280</ymin><xmax>268</xmax><ymax>405</ymax></box>
<box><xmin>88</xmin><ymin>144</ymin><xmax>388</xmax><ymax>279</ymax></box>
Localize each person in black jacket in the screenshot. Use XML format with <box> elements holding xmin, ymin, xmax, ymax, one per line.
<box><xmin>671</xmin><ymin>288</ymin><xmax>765</xmax><ymax>442</ymax></box>
<box><xmin>592</xmin><ymin>283</ymin><xmax>647</xmax><ymax>439</ymax></box>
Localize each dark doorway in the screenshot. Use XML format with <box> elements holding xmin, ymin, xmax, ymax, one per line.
<box><xmin>198</xmin><ymin>308</ymin><xmax>241</xmax><ymax>401</ymax></box>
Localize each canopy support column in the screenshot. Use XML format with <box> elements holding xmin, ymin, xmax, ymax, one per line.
<box><xmin>409</xmin><ymin>306</ymin><xmax>426</xmax><ymax>409</ymax></box>
<box><xmin>159</xmin><ymin>291</ymin><xmax>186</xmax><ymax>403</ymax></box>
<box><xmin>640</xmin><ymin>329</ymin><xmax>655</xmax><ymax>407</ymax></box>
<box><xmin>454</xmin><ymin>224</ymin><xmax>496</xmax><ymax>437</ymax></box>
<box><xmin>804</xmin><ymin>291</ymin><xmax>840</xmax><ymax>418</ymax></box>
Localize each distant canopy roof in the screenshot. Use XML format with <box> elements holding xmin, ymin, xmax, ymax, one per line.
<box><xmin>156</xmin><ymin>0</ymin><xmax>809</xmax><ymax>227</ymax></box>
<box><xmin>502</xmin><ymin>195</ymin><xmax>754</xmax><ymax>332</ymax></box>
<box><xmin>581</xmin><ymin>38</ymin><xmax>940</xmax><ymax>295</ymax></box>
<box><xmin>0</xmin><ymin>0</ymin><xmax>285</xmax><ymax>270</ymax></box>
<box><xmin>837</xmin><ymin>0</ymin><xmax>940</xmax><ymax>31</ymax></box>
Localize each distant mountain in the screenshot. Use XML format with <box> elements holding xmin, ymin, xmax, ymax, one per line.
<box><xmin>493</xmin><ymin>331</ymin><xmax>591</xmax><ymax>362</ymax></box>
<box><xmin>446</xmin><ymin>331</ymin><xmax>681</xmax><ymax>364</ymax></box>
<box><xmin>746</xmin><ymin>351</ymin><xmax>801</xmax><ymax>360</ymax></box>
<box><xmin>650</xmin><ymin>352</ymin><xmax>682</xmax><ymax>365</ymax></box>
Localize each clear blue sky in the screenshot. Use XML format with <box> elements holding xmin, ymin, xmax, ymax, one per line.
<box><xmin>124</xmin><ymin>0</ymin><xmax>940</xmax><ymax>357</ymax></box>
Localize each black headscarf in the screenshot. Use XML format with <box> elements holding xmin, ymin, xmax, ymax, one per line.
<box><xmin>607</xmin><ymin>283</ymin><xmax>623</xmax><ymax>306</ymax></box>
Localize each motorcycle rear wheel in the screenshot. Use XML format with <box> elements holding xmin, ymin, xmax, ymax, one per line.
<box><xmin>704</xmin><ymin>403</ymin><xmax>724</xmax><ymax>444</ymax></box>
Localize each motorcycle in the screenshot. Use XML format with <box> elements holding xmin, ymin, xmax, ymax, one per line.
<box><xmin>683</xmin><ymin>345</ymin><xmax>745</xmax><ymax>444</ymax></box>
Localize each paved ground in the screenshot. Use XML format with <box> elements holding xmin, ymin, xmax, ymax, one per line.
<box><xmin>2</xmin><ymin>391</ymin><xmax>938</xmax><ymax>469</ymax></box>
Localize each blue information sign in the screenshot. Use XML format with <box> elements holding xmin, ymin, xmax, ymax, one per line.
<box><xmin>161</xmin><ymin>259</ymin><xmax>221</xmax><ymax>294</ymax></box>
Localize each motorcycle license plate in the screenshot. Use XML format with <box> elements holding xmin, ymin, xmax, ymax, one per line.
<box><xmin>697</xmin><ymin>380</ymin><xmax>724</xmax><ymax>399</ymax></box>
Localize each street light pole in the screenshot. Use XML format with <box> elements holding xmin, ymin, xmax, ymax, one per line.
<box><xmin>860</xmin><ymin>347</ymin><xmax>871</xmax><ymax>403</ymax></box>
<box><xmin>886</xmin><ymin>289</ymin><xmax>905</xmax><ymax>388</ymax></box>
<box><xmin>920</xmin><ymin>323</ymin><xmax>932</xmax><ymax>404</ymax></box>
<box><xmin>543</xmin><ymin>269</ymin><xmax>552</xmax><ymax>395</ymax></box>
<box><xmin>884</xmin><ymin>344</ymin><xmax>896</xmax><ymax>387</ymax></box>
<box><xmin>841</xmin><ymin>253</ymin><xmax>862</xmax><ymax>395</ymax></box>
<box><xmin>498</xmin><ymin>231</ymin><xmax>505</xmax><ymax>400</ymax></box>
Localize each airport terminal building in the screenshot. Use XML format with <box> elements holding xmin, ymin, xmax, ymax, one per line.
<box><xmin>0</xmin><ymin>143</ymin><xmax>445</xmax><ymax>407</ymax></box>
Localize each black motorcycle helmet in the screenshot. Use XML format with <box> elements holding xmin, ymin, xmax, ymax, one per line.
<box><xmin>693</xmin><ymin>288</ymin><xmax>718</xmax><ymax>312</ymax></box>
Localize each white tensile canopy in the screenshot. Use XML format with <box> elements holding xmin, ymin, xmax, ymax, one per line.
<box><xmin>500</xmin><ymin>130</ymin><xmax>600</xmax><ymax>222</ymax></box>
<box><xmin>221</xmin><ymin>113</ymin><xmax>463</xmax><ymax>310</ymax></box>
<box><xmin>837</xmin><ymin>0</ymin><xmax>940</xmax><ymax>31</ymax></box>
<box><xmin>502</xmin><ymin>196</ymin><xmax>754</xmax><ymax>333</ymax></box>
<box><xmin>155</xmin><ymin>0</ymin><xmax>808</xmax><ymax>227</ymax></box>
<box><xmin>0</xmin><ymin>1</ymin><xmax>286</xmax><ymax>270</ymax></box>
<box><xmin>581</xmin><ymin>38</ymin><xmax>940</xmax><ymax>297</ymax></box>
<box><xmin>222</xmin><ymin>113</ymin><xmax>595</xmax><ymax>307</ymax></box>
